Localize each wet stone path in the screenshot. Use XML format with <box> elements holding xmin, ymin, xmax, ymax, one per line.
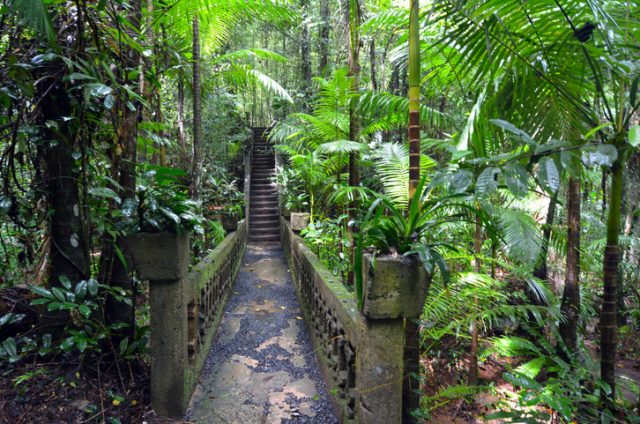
<box><xmin>186</xmin><ymin>243</ymin><xmax>339</xmax><ymax>424</ymax></box>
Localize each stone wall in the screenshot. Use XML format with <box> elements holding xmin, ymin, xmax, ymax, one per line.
<box><xmin>130</xmin><ymin>220</ymin><xmax>247</xmax><ymax>418</ymax></box>
<box><xmin>183</xmin><ymin>220</ymin><xmax>247</xmax><ymax>397</ymax></box>
<box><xmin>281</xmin><ymin>217</ymin><xmax>425</xmax><ymax>424</ymax></box>
<box><xmin>281</xmin><ymin>218</ymin><xmax>359</xmax><ymax>422</ymax></box>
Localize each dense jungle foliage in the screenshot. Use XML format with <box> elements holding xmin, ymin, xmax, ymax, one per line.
<box><xmin>0</xmin><ymin>0</ymin><xmax>639</xmax><ymax>422</ymax></box>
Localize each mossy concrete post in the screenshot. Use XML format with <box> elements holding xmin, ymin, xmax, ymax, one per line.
<box><xmin>356</xmin><ymin>254</ymin><xmax>430</xmax><ymax>424</ymax></box>
<box><xmin>126</xmin><ymin>232</ymin><xmax>190</xmax><ymax>418</ymax></box>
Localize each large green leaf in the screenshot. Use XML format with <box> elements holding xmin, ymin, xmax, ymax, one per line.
<box><xmin>537</xmin><ymin>157</ymin><xmax>560</xmax><ymax>193</ymax></box>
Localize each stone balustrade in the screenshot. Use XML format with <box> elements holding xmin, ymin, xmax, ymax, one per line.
<box><xmin>127</xmin><ymin>220</ymin><xmax>247</xmax><ymax>418</ymax></box>
<box><xmin>281</xmin><ymin>218</ymin><xmax>426</xmax><ymax>424</ymax></box>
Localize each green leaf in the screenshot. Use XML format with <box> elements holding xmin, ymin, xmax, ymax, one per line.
<box><xmin>503</xmin><ymin>163</ymin><xmax>528</xmax><ymax>197</ymax></box>
<box><xmin>59</xmin><ymin>275</ymin><xmax>72</xmax><ymax>290</ymax></box>
<box><xmin>582</xmin><ymin>144</ymin><xmax>618</xmax><ymax>167</ymax></box>
<box><xmin>629</xmin><ymin>125</ymin><xmax>640</xmax><ymax>148</ymax></box>
<box><xmin>503</xmin><ymin>372</ymin><xmax>542</xmax><ymax>390</ymax></box>
<box><xmin>449</xmin><ymin>169</ymin><xmax>473</xmax><ymax>194</ymax></box>
<box><xmin>47</xmin><ymin>301</ymin><xmax>63</xmax><ymax>311</ymax></box>
<box><xmin>89</xmin><ymin>187</ymin><xmax>121</xmax><ymax>203</ymax></box>
<box><xmin>30</xmin><ymin>286</ymin><xmax>53</xmax><ymax>299</ymax></box>
<box><xmin>66</xmin><ymin>72</ymin><xmax>96</xmax><ymax>83</ymax></box>
<box><xmin>119</xmin><ymin>338</ymin><xmax>129</xmax><ymax>356</ymax></box>
<box><xmin>42</xmin><ymin>334</ymin><xmax>51</xmax><ymax>349</ymax></box>
<box><xmin>490</xmin><ymin>119</ymin><xmax>534</xmax><ymax>145</ymax></box>
<box><xmin>75</xmin><ymin>280</ymin><xmax>88</xmax><ymax>299</ymax></box>
<box><xmin>476</xmin><ymin>167</ymin><xmax>500</xmax><ymax>195</ymax></box>
<box><xmin>87</xmin><ymin>279</ymin><xmax>99</xmax><ymax>296</ymax></box>
<box><xmin>78</xmin><ymin>305</ymin><xmax>91</xmax><ymax>318</ymax></box>
<box><xmin>85</xmin><ymin>83</ymin><xmax>112</xmax><ymax>98</ymax></box>
<box><xmin>2</xmin><ymin>337</ymin><xmax>17</xmax><ymax>357</ymax></box>
<box><xmin>514</xmin><ymin>357</ymin><xmax>547</xmax><ymax>379</ymax></box>
<box><xmin>537</xmin><ymin>157</ymin><xmax>560</xmax><ymax>193</ymax></box>
<box><xmin>0</xmin><ymin>313</ymin><xmax>25</xmax><ymax>327</ymax></box>
<box><xmin>60</xmin><ymin>337</ymin><xmax>74</xmax><ymax>351</ymax></box>
<box><xmin>159</xmin><ymin>207</ymin><xmax>180</xmax><ymax>224</ymax></box>
<box><xmin>51</xmin><ymin>287</ymin><xmax>67</xmax><ymax>302</ymax></box>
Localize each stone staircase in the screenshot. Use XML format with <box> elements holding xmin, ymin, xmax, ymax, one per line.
<box><xmin>249</xmin><ymin>127</ymin><xmax>279</xmax><ymax>243</ymax></box>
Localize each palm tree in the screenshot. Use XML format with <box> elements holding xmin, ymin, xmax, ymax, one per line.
<box><xmin>191</xmin><ymin>15</ymin><xmax>202</xmax><ymax>200</ymax></box>
<box><xmin>430</xmin><ymin>0</ymin><xmax>639</xmax><ymax>407</ymax></box>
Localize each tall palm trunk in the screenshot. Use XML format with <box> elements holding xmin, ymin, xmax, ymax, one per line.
<box><xmin>533</xmin><ymin>192</ymin><xmax>558</xmax><ymax>281</ymax></box>
<box><xmin>560</xmin><ymin>177</ymin><xmax>581</xmax><ymax>355</ymax></box>
<box><xmin>346</xmin><ymin>0</ymin><xmax>361</xmax><ymax>188</ymax></box>
<box><xmin>318</xmin><ymin>0</ymin><xmax>330</xmax><ymax>76</ymax></box>
<box><xmin>369</xmin><ymin>40</ymin><xmax>378</xmax><ymax>91</ymax></box>
<box><xmin>468</xmin><ymin>212</ymin><xmax>482</xmax><ymax>385</ymax></box>
<box><xmin>601</xmin><ymin>149</ymin><xmax>624</xmax><ymax>406</ymax></box>
<box><xmin>191</xmin><ymin>15</ymin><xmax>203</xmax><ymax>201</ymax></box>
<box><xmin>403</xmin><ymin>2</ymin><xmax>421</xmax><ymax>422</ymax></box>
<box><xmin>177</xmin><ymin>79</ymin><xmax>186</xmax><ymax>149</ymax></box>
<box><xmin>407</xmin><ymin>0</ymin><xmax>420</xmax><ymax>198</ymax></box>
<box><xmin>300</xmin><ymin>0</ymin><xmax>311</xmax><ymax>111</ymax></box>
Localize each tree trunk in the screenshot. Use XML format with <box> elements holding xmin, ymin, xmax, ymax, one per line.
<box><xmin>318</xmin><ymin>0</ymin><xmax>330</xmax><ymax>76</ymax></box>
<box><xmin>38</xmin><ymin>63</ymin><xmax>90</xmax><ymax>288</ymax></box>
<box><xmin>601</xmin><ymin>152</ymin><xmax>624</xmax><ymax>406</ymax></box>
<box><xmin>300</xmin><ymin>0</ymin><xmax>312</xmax><ymax>111</ymax></box>
<box><xmin>533</xmin><ymin>192</ymin><xmax>558</xmax><ymax>281</ymax></box>
<box><xmin>468</xmin><ymin>212</ymin><xmax>482</xmax><ymax>386</ymax></box>
<box><xmin>369</xmin><ymin>39</ymin><xmax>378</xmax><ymax>91</ymax></box>
<box><xmin>346</xmin><ymin>0</ymin><xmax>361</xmax><ymax>188</ymax></box>
<box><xmin>97</xmin><ymin>0</ymin><xmax>142</xmax><ymax>336</ymax></box>
<box><xmin>407</xmin><ymin>0</ymin><xmax>420</xmax><ymax>198</ymax></box>
<box><xmin>559</xmin><ymin>177</ymin><xmax>581</xmax><ymax>355</ymax></box>
<box><xmin>35</xmin><ymin>57</ymin><xmax>90</xmax><ymax>338</ymax></box>
<box><xmin>177</xmin><ymin>79</ymin><xmax>186</xmax><ymax>148</ymax></box>
<box><xmin>190</xmin><ymin>15</ymin><xmax>203</xmax><ymax>201</ymax></box>
<box><xmin>345</xmin><ymin>0</ymin><xmax>361</xmax><ymax>288</ymax></box>
<box><xmin>403</xmin><ymin>3</ymin><xmax>421</xmax><ymax>422</ymax></box>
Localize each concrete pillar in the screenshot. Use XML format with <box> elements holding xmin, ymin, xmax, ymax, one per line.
<box><xmin>356</xmin><ymin>318</ymin><xmax>404</xmax><ymax>423</ymax></box>
<box><xmin>126</xmin><ymin>232</ymin><xmax>190</xmax><ymax>418</ymax></box>
<box><xmin>355</xmin><ymin>254</ymin><xmax>431</xmax><ymax>424</ymax></box>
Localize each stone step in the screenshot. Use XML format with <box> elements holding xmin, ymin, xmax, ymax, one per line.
<box><xmin>251</xmin><ymin>182</ymin><xmax>275</xmax><ymax>188</ymax></box>
<box><xmin>251</xmin><ymin>220</ymin><xmax>279</xmax><ymax>229</ymax></box>
<box><xmin>248</xmin><ymin>234</ymin><xmax>280</xmax><ymax>242</ymax></box>
<box><xmin>252</xmin><ymin>197</ymin><xmax>277</xmax><ymax>204</ymax></box>
<box><xmin>251</xmin><ymin>192</ymin><xmax>277</xmax><ymax>198</ymax></box>
<box><xmin>250</xmin><ymin>205</ymin><xmax>278</xmax><ymax>211</ymax></box>
<box><xmin>249</xmin><ymin>227</ymin><xmax>279</xmax><ymax>234</ymax></box>
<box><xmin>250</xmin><ymin>215</ymin><xmax>279</xmax><ymax>221</ymax></box>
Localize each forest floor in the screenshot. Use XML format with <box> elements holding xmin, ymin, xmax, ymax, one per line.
<box><xmin>0</xmin><ymin>353</ymin><xmax>153</xmax><ymax>423</ymax></box>
<box><xmin>424</xmin><ymin>328</ymin><xmax>640</xmax><ymax>423</ymax></box>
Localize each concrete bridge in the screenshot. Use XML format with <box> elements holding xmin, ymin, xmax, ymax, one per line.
<box><xmin>127</xmin><ymin>128</ymin><xmax>422</xmax><ymax>424</ymax></box>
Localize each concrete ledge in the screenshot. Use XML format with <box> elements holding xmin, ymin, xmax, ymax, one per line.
<box><xmin>282</xmin><ymin>218</ymin><xmax>358</xmax><ymax>422</ymax></box>
<box><xmin>142</xmin><ymin>220</ymin><xmax>247</xmax><ymax>418</ymax></box>
<box><xmin>184</xmin><ymin>220</ymin><xmax>247</xmax><ymax>406</ymax></box>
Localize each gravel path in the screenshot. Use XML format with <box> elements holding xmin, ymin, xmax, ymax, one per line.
<box><xmin>187</xmin><ymin>243</ymin><xmax>339</xmax><ymax>424</ymax></box>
